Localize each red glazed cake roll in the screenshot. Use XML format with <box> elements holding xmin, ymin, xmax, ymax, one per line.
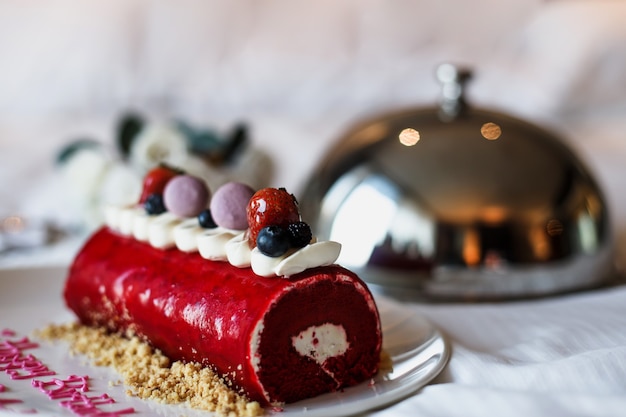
<box><xmin>64</xmin><ymin>227</ymin><xmax>382</xmax><ymax>405</ymax></box>
<box><xmin>64</xmin><ymin>176</ymin><xmax>382</xmax><ymax>406</ymax></box>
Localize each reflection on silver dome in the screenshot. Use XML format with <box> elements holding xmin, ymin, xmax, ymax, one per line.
<box><xmin>301</xmin><ymin>65</ymin><xmax>614</xmax><ymax>300</ymax></box>
<box><xmin>481</xmin><ymin>122</ymin><xmax>502</xmax><ymax>140</ymax></box>
<box><xmin>398</xmin><ymin>128</ymin><xmax>421</xmax><ymax>146</ymax></box>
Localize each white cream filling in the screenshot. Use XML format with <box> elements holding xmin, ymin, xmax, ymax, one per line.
<box><xmin>292</xmin><ymin>323</ymin><xmax>349</xmax><ymax>365</ymax></box>
<box><xmin>250</xmin><ymin>318</ymin><xmax>350</xmax><ymax>402</ymax></box>
<box><xmin>105</xmin><ymin>206</ymin><xmax>341</xmax><ymax>277</ymax></box>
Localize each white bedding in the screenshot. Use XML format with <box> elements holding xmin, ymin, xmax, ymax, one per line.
<box><xmin>1</xmin><ymin>0</ymin><xmax>624</xmax><ymax>201</ymax></box>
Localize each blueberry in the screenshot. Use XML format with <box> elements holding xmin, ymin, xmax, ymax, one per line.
<box><xmin>287</xmin><ymin>221</ymin><xmax>312</xmax><ymax>248</ymax></box>
<box><xmin>144</xmin><ymin>193</ymin><xmax>166</xmax><ymax>215</ymax></box>
<box><xmin>256</xmin><ymin>226</ymin><xmax>290</xmax><ymax>257</ymax></box>
<box><xmin>198</xmin><ymin>209</ymin><xmax>218</xmax><ymax>229</ymax></box>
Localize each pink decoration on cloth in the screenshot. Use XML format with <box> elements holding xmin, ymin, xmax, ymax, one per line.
<box><xmin>1</xmin><ymin>329</ymin><xmax>135</xmax><ymax>416</ymax></box>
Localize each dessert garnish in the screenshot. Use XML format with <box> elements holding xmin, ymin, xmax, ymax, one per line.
<box><xmin>210</xmin><ymin>181</ymin><xmax>255</xmax><ymax>230</ymax></box>
<box><xmin>246</xmin><ymin>187</ymin><xmax>300</xmax><ymax>249</ymax></box>
<box><xmin>163</xmin><ymin>174</ymin><xmax>210</xmax><ymax>218</ymax></box>
<box><xmin>53</xmin><ymin>114</ymin><xmax>383</xmax><ymax>415</ymax></box>
<box><xmin>105</xmin><ymin>168</ymin><xmax>340</xmax><ymax>278</ymax></box>
<box><xmin>56</xmin><ymin>112</ymin><xmax>273</xmax><ymax>229</ymax></box>
<box><xmin>138</xmin><ymin>163</ymin><xmax>183</xmax><ymax>204</ymax></box>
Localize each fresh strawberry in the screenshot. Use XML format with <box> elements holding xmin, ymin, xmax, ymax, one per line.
<box><xmin>247</xmin><ymin>187</ymin><xmax>300</xmax><ymax>247</ymax></box>
<box><xmin>138</xmin><ymin>164</ymin><xmax>184</xmax><ymax>204</ymax></box>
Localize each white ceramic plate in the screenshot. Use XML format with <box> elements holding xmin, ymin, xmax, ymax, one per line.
<box><xmin>0</xmin><ymin>267</ymin><xmax>449</xmax><ymax>417</ymax></box>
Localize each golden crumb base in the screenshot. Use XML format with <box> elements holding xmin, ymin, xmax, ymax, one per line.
<box><xmin>379</xmin><ymin>349</ymin><xmax>393</xmax><ymax>373</ymax></box>
<box><xmin>36</xmin><ymin>322</ymin><xmax>264</xmax><ymax>417</ymax></box>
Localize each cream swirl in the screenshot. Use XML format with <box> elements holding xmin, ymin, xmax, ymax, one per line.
<box><xmin>103</xmin><ymin>205</ymin><xmax>341</xmax><ymax>277</ymax></box>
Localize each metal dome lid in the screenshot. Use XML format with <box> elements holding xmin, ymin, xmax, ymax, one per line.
<box><xmin>300</xmin><ymin>64</ymin><xmax>614</xmax><ymax>300</ymax></box>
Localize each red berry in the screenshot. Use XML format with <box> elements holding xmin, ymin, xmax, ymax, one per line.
<box><xmin>138</xmin><ymin>164</ymin><xmax>183</xmax><ymax>204</ymax></box>
<box><xmin>247</xmin><ymin>187</ymin><xmax>300</xmax><ymax>248</ymax></box>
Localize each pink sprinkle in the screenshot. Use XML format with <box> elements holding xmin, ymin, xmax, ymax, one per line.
<box><xmin>0</xmin><ymin>398</ymin><xmax>23</xmax><ymax>406</ymax></box>
<box><xmin>61</xmin><ymin>391</ymin><xmax>135</xmax><ymax>416</ymax></box>
<box><xmin>0</xmin><ymin>387</ymin><xmax>37</xmax><ymax>414</ymax></box>
<box><xmin>0</xmin><ymin>329</ymin><xmax>16</xmax><ymax>338</ymax></box>
<box><xmin>2</xmin><ymin>353</ymin><xmax>55</xmax><ymax>380</ymax></box>
<box><xmin>0</xmin><ymin>337</ymin><xmax>39</xmax><ymax>358</ymax></box>
<box><xmin>33</xmin><ymin>375</ymin><xmax>90</xmax><ymax>399</ymax></box>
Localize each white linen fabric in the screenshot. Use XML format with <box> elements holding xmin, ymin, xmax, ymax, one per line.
<box><xmin>370</xmin><ymin>285</ymin><xmax>626</xmax><ymax>417</ymax></box>
<box><xmin>471</xmin><ymin>1</ymin><xmax>626</xmax><ymax>121</ymax></box>
<box><xmin>1</xmin><ymin>2</ymin><xmax>626</xmax><ymax>416</ymax></box>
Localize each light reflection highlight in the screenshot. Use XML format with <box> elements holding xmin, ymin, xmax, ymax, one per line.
<box><xmin>462</xmin><ymin>228</ymin><xmax>481</xmax><ymax>267</ymax></box>
<box><xmin>530</xmin><ymin>224</ymin><xmax>551</xmax><ymax>261</ymax></box>
<box><xmin>546</xmin><ymin>219</ymin><xmax>564</xmax><ymax>236</ymax></box>
<box><xmin>331</xmin><ymin>181</ymin><xmax>397</xmax><ymax>266</ymax></box>
<box><xmin>2</xmin><ymin>216</ymin><xmax>25</xmax><ymax>233</ymax></box>
<box><xmin>481</xmin><ymin>122</ymin><xmax>502</xmax><ymax>140</ymax></box>
<box><xmin>399</xmin><ymin>128</ymin><xmax>420</xmax><ymax>146</ymax></box>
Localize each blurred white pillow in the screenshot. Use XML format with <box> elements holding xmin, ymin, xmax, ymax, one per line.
<box><xmin>0</xmin><ymin>0</ymin><xmax>141</xmax><ymax>119</ymax></box>
<box><xmin>138</xmin><ymin>0</ymin><xmax>540</xmax><ymax>121</ymax></box>
<box><xmin>137</xmin><ymin>0</ymin><xmax>364</xmax><ymax>121</ymax></box>
<box><xmin>471</xmin><ymin>1</ymin><xmax>626</xmax><ymax>120</ymax></box>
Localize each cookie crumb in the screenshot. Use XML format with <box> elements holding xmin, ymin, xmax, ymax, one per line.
<box><xmin>36</xmin><ymin>322</ymin><xmax>263</xmax><ymax>417</ymax></box>
<box><xmin>379</xmin><ymin>350</ymin><xmax>393</xmax><ymax>373</ymax></box>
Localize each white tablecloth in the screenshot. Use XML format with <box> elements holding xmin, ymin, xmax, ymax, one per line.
<box><xmin>369</xmin><ymin>284</ymin><xmax>626</xmax><ymax>417</ymax></box>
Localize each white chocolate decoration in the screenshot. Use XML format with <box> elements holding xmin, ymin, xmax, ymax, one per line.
<box><xmin>250</xmin><ymin>241</ymin><xmax>340</xmax><ymax>277</ymax></box>
<box><xmin>275</xmin><ymin>241</ymin><xmax>341</xmax><ymax>277</ymax></box>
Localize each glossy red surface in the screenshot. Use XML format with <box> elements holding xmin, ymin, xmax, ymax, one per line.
<box><xmin>247</xmin><ymin>188</ymin><xmax>300</xmax><ymax>247</ymax></box>
<box><xmin>64</xmin><ymin>227</ymin><xmax>382</xmax><ymax>405</ymax></box>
